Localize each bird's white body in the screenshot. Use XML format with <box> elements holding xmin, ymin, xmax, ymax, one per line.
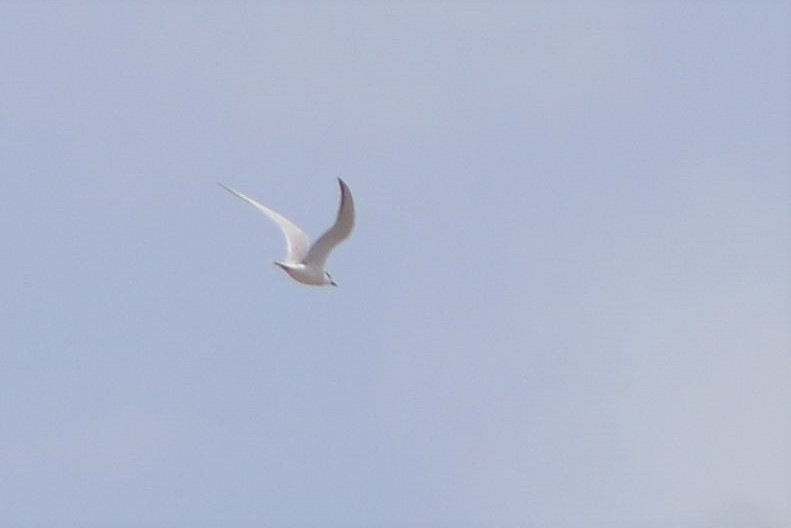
<box><xmin>220</xmin><ymin>178</ymin><xmax>355</xmax><ymax>286</ymax></box>
<box><xmin>274</xmin><ymin>262</ymin><xmax>331</xmax><ymax>286</ymax></box>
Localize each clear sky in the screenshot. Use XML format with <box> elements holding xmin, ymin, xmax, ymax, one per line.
<box><xmin>1</xmin><ymin>2</ymin><xmax>789</xmax><ymax>527</ymax></box>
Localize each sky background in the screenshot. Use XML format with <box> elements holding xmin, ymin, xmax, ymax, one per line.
<box><xmin>1</xmin><ymin>2</ymin><xmax>789</xmax><ymax>527</ymax></box>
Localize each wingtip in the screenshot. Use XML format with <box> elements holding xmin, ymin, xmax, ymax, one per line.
<box><xmin>218</xmin><ymin>182</ymin><xmax>241</xmax><ymax>197</ymax></box>
<box><xmin>337</xmin><ymin>177</ymin><xmax>351</xmax><ymax>193</ymax></box>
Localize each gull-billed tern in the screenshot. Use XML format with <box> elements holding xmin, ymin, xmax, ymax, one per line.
<box><xmin>220</xmin><ymin>178</ymin><xmax>355</xmax><ymax>286</ymax></box>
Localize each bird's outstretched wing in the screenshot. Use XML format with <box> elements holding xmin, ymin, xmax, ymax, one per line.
<box><xmin>304</xmin><ymin>178</ymin><xmax>355</xmax><ymax>269</ymax></box>
<box><xmin>219</xmin><ymin>183</ymin><xmax>310</xmax><ymax>264</ymax></box>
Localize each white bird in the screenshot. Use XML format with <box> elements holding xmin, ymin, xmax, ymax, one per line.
<box><xmin>220</xmin><ymin>178</ymin><xmax>355</xmax><ymax>286</ymax></box>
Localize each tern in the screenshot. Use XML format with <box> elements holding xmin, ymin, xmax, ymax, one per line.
<box><xmin>220</xmin><ymin>178</ymin><xmax>355</xmax><ymax>286</ymax></box>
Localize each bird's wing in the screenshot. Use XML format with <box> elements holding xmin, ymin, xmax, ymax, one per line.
<box><xmin>304</xmin><ymin>178</ymin><xmax>355</xmax><ymax>269</ymax></box>
<box><xmin>219</xmin><ymin>183</ymin><xmax>310</xmax><ymax>263</ymax></box>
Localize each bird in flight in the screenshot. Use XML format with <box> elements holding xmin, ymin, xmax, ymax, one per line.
<box><xmin>220</xmin><ymin>178</ymin><xmax>355</xmax><ymax>286</ymax></box>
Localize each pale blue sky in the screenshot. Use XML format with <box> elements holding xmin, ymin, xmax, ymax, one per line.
<box><xmin>1</xmin><ymin>2</ymin><xmax>789</xmax><ymax>527</ymax></box>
